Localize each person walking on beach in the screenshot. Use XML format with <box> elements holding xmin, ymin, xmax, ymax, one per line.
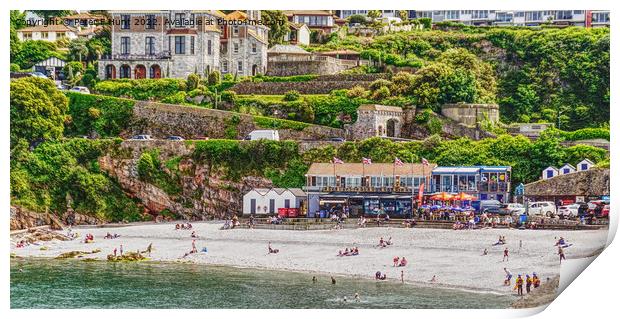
<box><xmin>191</xmin><ymin>240</ymin><xmax>197</xmax><ymax>254</ymax></box>
<box><xmin>120</xmin><ymin>244</ymin><xmax>123</xmax><ymax>256</ymax></box>
<box><xmin>113</xmin><ymin>248</ymin><xmax>117</xmax><ymax>256</ymax></box>
<box><xmin>515</xmin><ymin>275</ymin><xmax>524</xmax><ymax>296</ymax></box>
<box><xmin>146</xmin><ymin>243</ymin><xmax>153</xmax><ymax>256</ymax></box>
<box><xmin>504</xmin><ymin>268</ymin><xmax>513</xmax><ymax>286</ymax></box>
<box><xmin>503</xmin><ymin>247</ymin><xmax>509</xmax><ymax>262</ymax></box>
<box><xmin>401</xmin><ymin>270</ymin><xmax>404</xmax><ymax>283</ymax></box>
<box><xmin>354</xmin><ymin>293</ymin><xmax>360</xmax><ymax>302</ymax></box>
<box><xmin>558</xmin><ymin>246</ymin><xmax>566</xmax><ymax>263</ymax></box>
<box><xmin>526</xmin><ymin>274</ymin><xmax>532</xmax><ymax>293</ymax></box>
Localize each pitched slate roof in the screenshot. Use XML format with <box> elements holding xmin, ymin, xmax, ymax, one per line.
<box><xmin>307</xmin><ymin>163</ymin><xmax>435</xmax><ymax>176</ymax></box>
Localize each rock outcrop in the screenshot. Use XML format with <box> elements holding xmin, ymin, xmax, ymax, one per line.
<box><xmin>98</xmin><ymin>141</ymin><xmax>273</xmax><ymax>220</ymax></box>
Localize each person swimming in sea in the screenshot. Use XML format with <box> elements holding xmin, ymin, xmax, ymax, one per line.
<box><xmin>331</xmin><ymin>276</ymin><xmax>336</xmax><ymax>284</ymax></box>
<box><xmin>354</xmin><ymin>293</ymin><xmax>360</xmax><ymax>302</ymax></box>
<box><xmin>312</xmin><ymin>276</ymin><xmax>317</xmax><ymax>283</ymax></box>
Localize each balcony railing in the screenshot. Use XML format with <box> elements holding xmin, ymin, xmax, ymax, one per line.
<box><xmin>304</xmin><ymin>185</ymin><xmax>420</xmax><ymax>193</ymax></box>
<box><xmin>100</xmin><ymin>52</ymin><xmax>172</xmax><ymax>61</ymax></box>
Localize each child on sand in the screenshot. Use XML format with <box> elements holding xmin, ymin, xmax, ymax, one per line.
<box><xmin>504</xmin><ymin>268</ymin><xmax>513</xmax><ymax>286</ymax></box>
<box><xmin>503</xmin><ymin>247</ymin><xmax>509</xmax><ymax>262</ymax></box>
<box><xmin>430</xmin><ymin>275</ymin><xmax>437</xmax><ymax>282</ymax></box>
<box><xmin>268</xmin><ymin>242</ymin><xmax>279</xmax><ymax>254</ymax></box>
<box><xmin>399</xmin><ymin>257</ymin><xmax>408</xmax><ymax>267</ymax></box>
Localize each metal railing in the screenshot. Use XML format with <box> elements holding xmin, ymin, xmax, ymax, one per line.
<box><xmin>100</xmin><ymin>51</ymin><xmax>172</xmax><ymax>61</ymax></box>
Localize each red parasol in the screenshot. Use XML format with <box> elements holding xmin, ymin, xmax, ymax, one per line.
<box><xmin>455</xmin><ymin>192</ymin><xmax>477</xmax><ymax>201</ymax></box>
<box><xmin>430</xmin><ymin>192</ymin><xmax>454</xmax><ymax>201</ymax></box>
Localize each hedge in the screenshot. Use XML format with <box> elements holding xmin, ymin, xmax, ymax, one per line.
<box><xmin>65</xmin><ymin>92</ymin><xmax>135</xmax><ymax>137</ymax></box>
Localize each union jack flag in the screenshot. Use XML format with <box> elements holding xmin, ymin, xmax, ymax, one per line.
<box><xmin>394</xmin><ymin>157</ymin><xmax>404</xmax><ymax>166</ymax></box>
<box><xmin>362</xmin><ymin>157</ymin><xmax>372</xmax><ymax>165</ymax></box>
<box><xmin>421</xmin><ymin>158</ymin><xmax>429</xmax><ymax>166</ymax></box>
<box><xmin>332</xmin><ymin>157</ymin><xmax>344</xmax><ymax>164</ymax></box>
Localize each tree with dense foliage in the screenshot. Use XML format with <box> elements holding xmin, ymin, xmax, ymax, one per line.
<box><xmin>260</xmin><ymin>10</ymin><xmax>290</xmax><ymax>47</ymax></box>
<box><xmin>11</xmin><ymin>40</ymin><xmax>61</xmax><ymax>69</ymax></box>
<box><xmin>10</xmin><ymin>77</ymin><xmax>68</xmax><ymax>147</ymax></box>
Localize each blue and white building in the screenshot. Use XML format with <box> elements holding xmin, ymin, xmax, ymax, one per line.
<box><xmin>430</xmin><ymin>166</ymin><xmax>512</xmax><ymax>203</ymax></box>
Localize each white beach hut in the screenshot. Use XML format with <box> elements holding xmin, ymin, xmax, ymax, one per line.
<box><xmin>558</xmin><ymin>163</ymin><xmax>576</xmax><ymax>175</ymax></box>
<box><xmin>541</xmin><ymin>166</ymin><xmax>559</xmax><ymax>180</ymax></box>
<box><xmin>243</xmin><ymin>188</ymin><xmax>306</xmax><ymax>215</ymax></box>
<box><xmin>576</xmin><ymin>159</ymin><xmax>595</xmax><ymax>171</ymax></box>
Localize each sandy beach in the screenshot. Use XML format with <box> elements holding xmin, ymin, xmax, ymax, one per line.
<box><xmin>10</xmin><ymin>222</ymin><xmax>609</xmax><ymax>295</ymax></box>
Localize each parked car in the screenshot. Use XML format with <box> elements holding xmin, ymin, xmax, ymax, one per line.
<box><xmin>558</xmin><ymin>204</ymin><xmax>580</xmax><ymax>218</ymax></box>
<box><xmin>129</xmin><ymin>135</ymin><xmax>152</xmax><ymax>141</ymax></box>
<box><xmin>244</xmin><ymin>130</ymin><xmax>279</xmax><ymax>141</ymax></box>
<box><xmin>165</xmin><ymin>135</ymin><xmax>185</xmax><ymax>141</ymax></box>
<box><xmin>472</xmin><ymin>200</ymin><xmax>502</xmax><ymax>214</ymax></box>
<box><xmin>499</xmin><ymin>203</ymin><xmax>526</xmax><ymax>215</ymax></box>
<box><xmin>330</xmin><ymin>137</ymin><xmax>346</xmax><ymax>142</ymax></box>
<box><xmin>70</xmin><ymin>86</ymin><xmax>91</xmax><ymax>94</ymax></box>
<box><xmin>30</xmin><ymin>72</ymin><xmax>48</xmax><ymax>79</ymax></box>
<box><xmin>528</xmin><ymin>202</ymin><xmax>557</xmax><ymax>217</ymax></box>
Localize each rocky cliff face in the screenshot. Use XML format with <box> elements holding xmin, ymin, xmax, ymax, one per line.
<box><xmin>99</xmin><ymin>141</ymin><xmax>273</xmax><ymax>220</ymax></box>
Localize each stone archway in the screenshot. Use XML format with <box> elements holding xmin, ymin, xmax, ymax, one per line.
<box><xmin>120</xmin><ymin>64</ymin><xmax>131</xmax><ymax>78</ymax></box>
<box><xmin>386</xmin><ymin>118</ymin><xmax>399</xmax><ymax>137</ymax></box>
<box><xmin>149</xmin><ymin>64</ymin><xmax>161</xmax><ymax>79</ymax></box>
<box><xmin>105</xmin><ymin>64</ymin><xmax>116</xmax><ymax>79</ymax></box>
<box><xmin>134</xmin><ymin>65</ymin><xmax>146</xmax><ymax>79</ymax></box>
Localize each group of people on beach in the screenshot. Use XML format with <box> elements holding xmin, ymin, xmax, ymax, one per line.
<box><xmin>392</xmin><ymin>256</ymin><xmax>408</xmax><ymax>267</ymax></box>
<box><xmin>555</xmin><ymin>237</ymin><xmax>571</xmax><ymax>263</ymax></box>
<box><xmin>175</xmin><ymin>223</ymin><xmax>193</xmax><ymax>230</ymax></box>
<box><xmin>504</xmin><ymin>268</ymin><xmax>541</xmax><ymax>296</ymax></box>
<box><xmin>377</xmin><ymin>237</ymin><xmax>393</xmax><ymax>248</ymax></box>
<box><xmin>103</xmin><ymin>232</ymin><xmax>120</xmax><ymax>239</ymax></box>
<box><xmin>337</xmin><ymin>247</ymin><xmax>359</xmax><ymax>257</ymax></box>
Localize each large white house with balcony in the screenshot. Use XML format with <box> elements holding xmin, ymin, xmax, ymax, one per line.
<box><xmin>98</xmin><ymin>10</ymin><xmax>267</xmax><ymax>80</ymax></box>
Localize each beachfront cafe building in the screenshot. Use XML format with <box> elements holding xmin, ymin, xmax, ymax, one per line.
<box><xmin>430</xmin><ymin>166</ymin><xmax>512</xmax><ymax>203</ymax></box>
<box><xmin>304</xmin><ymin>163</ymin><xmax>436</xmax><ymax>218</ymax></box>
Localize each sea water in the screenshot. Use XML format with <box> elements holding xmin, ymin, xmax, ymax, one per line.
<box><xmin>11</xmin><ymin>258</ymin><xmax>512</xmax><ymax>309</ymax></box>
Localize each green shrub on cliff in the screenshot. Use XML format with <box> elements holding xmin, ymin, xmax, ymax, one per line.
<box><xmin>94</xmin><ymin>79</ymin><xmax>186</xmax><ymax>100</ymax></box>
<box><xmin>192</xmin><ymin>139</ymin><xmax>300</xmax><ymax>181</ymax></box>
<box><xmin>10</xmin><ymin>77</ymin><xmax>68</xmax><ymax>147</ymax></box>
<box><xmin>253</xmin><ymin>116</ymin><xmax>309</xmax><ymax>131</ymax></box>
<box><xmin>10</xmin><ymin>138</ymin><xmax>144</xmax><ymax>222</ymax></box>
<box><xmin>65</xmin><ymin>92</ymin><xmax>134</xmax><ymax>137</ymax></box>
<box><xmin>137</xmin><ymin>149</ymin><xmax>183</xmax><ymax>195</ymax></box>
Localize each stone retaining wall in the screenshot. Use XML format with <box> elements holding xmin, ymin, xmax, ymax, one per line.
<box><xmin>441</xmin><ymin>103</ymin><xmax>500</xmax><ymax>126</ymax></box>
<box><xmin>230</xmin><ymin>80</ymin><xmax>373</xmax><ymax>95</ymax></box>
<box><xmin>127</xmin><ymin>101</ymin><xmax>344</xmax><ymax>140</ymax></box>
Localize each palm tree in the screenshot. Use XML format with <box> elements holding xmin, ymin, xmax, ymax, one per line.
<box><xmin>88</xmin><ymin>42</ymin><xmax>104</xmax><ymax>60</ymax></box>
<box><xmin>69</xmin><ymin>39</ymin><xmax>89</xmax><ymax>62</ymax></box>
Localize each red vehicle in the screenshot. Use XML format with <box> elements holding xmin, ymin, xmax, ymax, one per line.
<box><xmin>601</xmin><ymin>205</ymin><xmax>610</xmax><ymax>217</ymax></box>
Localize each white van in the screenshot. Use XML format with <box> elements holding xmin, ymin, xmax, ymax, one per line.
<box><xmin>245</xmin><ymin>130</ymin><xmax>280</xmax><ymax>141</ymax></box>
